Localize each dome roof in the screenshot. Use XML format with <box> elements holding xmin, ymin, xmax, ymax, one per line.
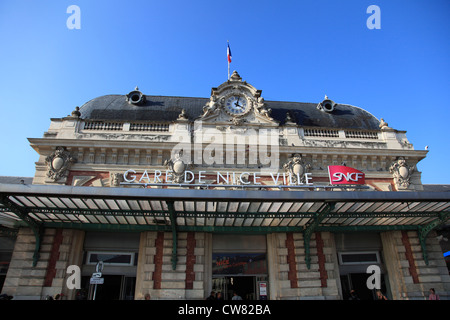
<box><xmin>79</xmin><ymin>93</ymin><xmax>381</xmax><ymax>131</ymax></box>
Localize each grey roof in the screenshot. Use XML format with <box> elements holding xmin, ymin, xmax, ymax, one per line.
<box><xmin>0</xmin><ymin>176</ymin><xmax>33</xmax><ymax>185</ymax></box>
<box><xmin>422</xmin><ymin>185</ymin><xmax>450</xmax><ymax>192</ymax></box>
<box><xmin>79</xmin><ymin>94</ymin><xmax>381</xmax><ymax>130</ymax></box>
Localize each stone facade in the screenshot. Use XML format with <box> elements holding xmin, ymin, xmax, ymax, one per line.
<box><xmin>267</xmin><ymin>232</ymin><xmax>340</xmax><ymax>300</ymax></box>
<box><xmin>381</xmin><ymin>230</ymin><xmax>450</xmax><ymax>300</ymax></box>
<box><xmin>2</xmin><ymin>228</ymin><xmax>84</xmax><ymax>300</ymax></box>
<box><xmin>135</xmin><ymin>232</ymin><xmax>207</xmax><ymax>300</ymax></box>
<box><xmin>1</xmin><ymin>73</ymin><xmax>448</xmax><ymax>300</ymax></box>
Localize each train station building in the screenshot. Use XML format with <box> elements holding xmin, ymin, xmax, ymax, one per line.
<box><xmin>0</xmin><ymin>72</ymin><xmax>449</xmax><ymax>300</ymax></box>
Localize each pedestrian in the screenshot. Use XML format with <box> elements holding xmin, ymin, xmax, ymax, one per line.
<box><xmin>144</xmin><ymin>293</ymin><xmax>151</xmax><ymax>300</ymax></box>
<box><xmin>206</xmin><ymin>291</ymin><xmax>216</xmax><ymax>300</ymax></box>
<box><xmin>348</xmin><ymin>289</ymin><xmax>360</xmax><ymax>300</ymax></box>
<box><xmin>75</xmin><ymin>289</ymin><xmax>87</xmax><ymax>300</ymax></box>
<box><xmin>232</xmin><ymin>291</ymin><xmax>242</xmax><ymax>300</ymax></box>
<box><xmin>216</xmin><ymin>292</ymin><xmax>224</xmax><ymax>300</ymax></box>
<box><xmin>376</xmin><ymin>290</ymin><xmax>388</xmax><ymax>300</ymax></box>
<box><xmin>428</xmin><ymin>288</ymin><xmax>440</xmax><ymax>300</ymax></box>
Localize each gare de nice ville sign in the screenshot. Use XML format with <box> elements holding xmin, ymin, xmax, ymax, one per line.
<box><xmin>121</xmin><ymin>166</ymin><xmax>365</xmax><ymax>187</ymax></box>
<box><xmin>119</xmin><ymin>130</ymin><xmax>366</xmax><ymax>187</ymax></box>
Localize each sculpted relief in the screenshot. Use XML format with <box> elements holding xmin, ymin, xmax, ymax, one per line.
<box><xmin>164</xmin><ymin>151</ymin><xmax>193</xmax><ymax>184</ymax></box>
<box><xmin>389</xmin><ymin>157</ymin><xmax>415</xmax><ymax>189</ymax></box>
<box><xmin>45</xmin><ymin>146</ymin><xmax>76</xmax><ymax>181</ymax></box>
<box><xmin>283</xmin><ymin>154</ymin><xmax>312</xmax><ymax>184</ymax></box>
<box><xmin>199</xmin><ymin>71</ymin><xmax>276</xmax><ymax>125</ymax></box>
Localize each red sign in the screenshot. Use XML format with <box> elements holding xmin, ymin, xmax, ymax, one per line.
<box><xmin>328</xmin><ymin>165</ymin><xmax>365</xmax><ymax>185</ymax></box>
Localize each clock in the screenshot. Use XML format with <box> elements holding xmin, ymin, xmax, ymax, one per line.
<box><xmin>225</xmin><ymin>95</ymin><xmax>248</xmax><ymax>116</ymax></box>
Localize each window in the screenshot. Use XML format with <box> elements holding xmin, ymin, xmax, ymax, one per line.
<box><xmin>338</xmin><ymin>251</ymin><xmax>380</xmax><ymax>265</ymax></box>
<box><xmin>212</xmin><ymin>253</ymin><xmax>267</xmax><ymax>275</ymax></box>
<box><xmin>87</xmin><ymin>251</ymin><xmax>135</xmax><ymax>266</ymax></box>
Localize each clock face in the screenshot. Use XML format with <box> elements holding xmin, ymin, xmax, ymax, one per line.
<box><xmin>225</xmin><ymin>96</ymin><xmax>248</xmax><ymax>116</ymax></box>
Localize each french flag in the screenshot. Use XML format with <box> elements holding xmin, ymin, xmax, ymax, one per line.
<box><xmin>227</xmin><ymin>43</ymin><xmax>232</xmax><ymax>63</ymax></box>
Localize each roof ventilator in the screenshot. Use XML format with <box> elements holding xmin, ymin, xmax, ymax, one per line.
<box><xmin>317</xmin><ymin>95</ymin><xmax>336</xmax><ymax>113</ymax></box>
<box><xmin>126</xmin><ymin>86</ymin><xmax>146</xmax><ymax>105</ymax></box>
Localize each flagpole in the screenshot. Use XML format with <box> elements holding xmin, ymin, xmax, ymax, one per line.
<box><xmin>227</xmin><ymin>40</ymin><xmax>230</xmax><ymax>80</ymax></box>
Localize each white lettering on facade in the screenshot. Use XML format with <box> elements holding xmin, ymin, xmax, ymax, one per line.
<box><xmin>332</xmin><ymin>172</ymin><xmax>364</xmax><ymax>183</ymax></box>
<box><xmin>121</xmin><ymin>169</ymin><xmax>314</xmax><ymax>186</ymax></box>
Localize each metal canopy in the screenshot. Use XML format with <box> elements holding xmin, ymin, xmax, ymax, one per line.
<box><xmin>0</xmin><ymin>183</ymin><xmax>449</xmax><ymax>268</ymax></box>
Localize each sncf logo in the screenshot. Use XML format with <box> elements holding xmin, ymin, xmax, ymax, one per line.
<box><xmin>328</xmin><ymin>165</ymin><xmax>365</xmax><ymax>185</ymax></box>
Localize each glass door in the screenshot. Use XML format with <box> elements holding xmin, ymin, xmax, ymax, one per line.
<box><xmin>83</xmin><ymin>275</ymin><xmax>136</xmax><ymax>300</ymax></box>
<box><xmin>212</xmin><ymin>276</ymin><xmax>268</xmax><ymax>300</ymax></box>
<box><xmin>121</xmin><ymin>276</ymin><xmax>136</xmax><ymax>300</ymax></box>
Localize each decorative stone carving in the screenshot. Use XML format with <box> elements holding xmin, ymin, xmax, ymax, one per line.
<box><xmin>177</xmin><ymin>109</ymin><xmax>188</xmax><ymax>121</ymax></box>
<box><xmin>232</xmin><ymin>117</ymin><xmax>245</xmax><ymax>126</ymax></box>
<box><xmin>198</xmin><ymin>71</ymin><xmax>278</xmax><ymax>125</ymax></box>
<box><xmin>283</xmin><ymin>154</ymin><xmax>311</xmax><ymax>184</ymax></box>
<box><xmin>254</xmin><ymin>97</ymin><xmax>273</xmax><ymax>120</ymax></box>
<box><xmin>285</xmin><ymin>112</ymin><xmax>296</xmax><ymax>125</ymax></box>
<box><xmin>202</xmin><ymin>94</ymin><xmax>221</xmax><ymax>117</ymax></box>
<box><xmin>164</xmin><ymin>152</ymin><xmax>192</xmax><ymax>183</ymax></box>
<box><xmin>229</xmin><ymin>70</ymin><xmax>242</xmax><ymax>81</ymax></box>
<box><xmin>379</xmin><ymin>118</ymin><xmax>394</xmax><ymax>131</ymax></box>
<box><xmin>110</xmin><ymin>172</ymin><xmax>123</xmax><ymax>187</ymax></box>
<box><xmin>389</xmin><ymin>157</ymin><xmax>414</xmax><ymax>189</ymax></box>
<box><xmin>71</xmin><ymin>106</ymin><xmax>81</xmax><ymax>118</ymax></box>
<box><xmin>45</xmin><ymin>147</ymin><xmax>76</xmax><ymax>181</ymax></box>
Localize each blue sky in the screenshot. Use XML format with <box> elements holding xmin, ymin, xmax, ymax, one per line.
<box><xmin>0</xmin><ymin>0</ymin><xmax>449</xmax><ymax>184</ymax></box>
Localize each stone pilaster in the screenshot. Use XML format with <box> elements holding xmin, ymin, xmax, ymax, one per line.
<box><xmin>135</xmin><ymin>231</ymin><xmax>206</xmax><ymax>300</ymax></box>
<box><xmin>381</xmin><ymin>230</ymin><xmax>450</xmax><ymax>300</ymax></box>
<box><xmin>1</xmin><ymin>227</ymin><xmax>84</xmax><ymax>300</ymax></box>
<box><xmin>266</xmin><ymin>232</ymin><xmax>340</xmax><ymax>300</ymax></box>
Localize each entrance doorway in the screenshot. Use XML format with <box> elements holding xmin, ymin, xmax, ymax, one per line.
<box><xmin>211</xmin><ymin>235</ymin><xmax>268</xmax><ymax>300</ymax></box>
<box><xmin>212</xmin><ymin>276</ymin><xmax>268</xmax><ymax>300</ymax></box>
<box><xmin>81</xmin><ymin>275</ymin><xmax>136</xmax><ymax>300</ymax></box>
<box><xmin>340</xmin><ymin>273</ymin><xmax>387</xmax><ymax>300</ymax></box>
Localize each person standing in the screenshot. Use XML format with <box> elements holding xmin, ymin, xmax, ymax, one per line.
<box><xmin>206</xmin><ymin>291</ymin><xmax>216</xmax><ymax>300</ymax></box>
<box><xmin>376</xmin><ymin>290</ymin><xmax>388</xmax><ymax>300</ymax></box>
<box><xmin>348</xmin><ymin>290</ymin><xmax>360</xmax><ymax>300</ymax></box>
<box><xmin>428</xmin><ymin>288</ymin><xmax>440</xmax><ymax>300</ymax></box>
<box><xmin>232</xmin><ymin>291</ymin><xmax>242</xmax><ymax>300</ymax></box>
<box><xmin>216</xmin><ymin>292</ymin><xmax>224</xmax><ymax>300</ymax></box>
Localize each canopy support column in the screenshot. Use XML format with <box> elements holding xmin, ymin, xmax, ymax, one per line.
<box><xmin>167</xmin><ymin>201</ymin><xmax>178</xmax><ymax>270</ymax></box>
<box><xmin>418</xmin><ymin>212</ymin><xmax>450</xmax><ymax>265</ymax></box>
<box><xmin>0</xmin><ymin>195</ymin><xmax>43</xmax><ymax>267</ymax></box>
<box><xmin>303</xmin><ymin>202</ymin><xmax>335</xmax><ymax>269</ymax></box>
